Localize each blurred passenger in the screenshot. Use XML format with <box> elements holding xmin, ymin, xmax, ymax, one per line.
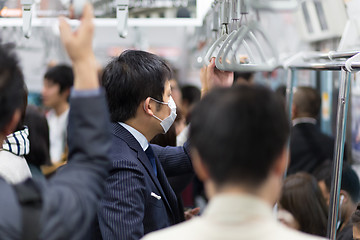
<box><xmin>233</xmin><ymin>71</ymin><xmax>254</xmax><ymax>85</ymax></box>
<box><xmin>279</xmin><ymin>172</ymin><xmax>328</xmax><ymax>237</ymax></box>
<box><xmin>169</xmin><ymin>78</ymin><xmax>183</xmax><ymax>111</ymax></box>
<box><xmin>275</xmin><ymin>84</ymin><xmax>287</xmax><ymax>106</ymax></box>
<box><xmin>314</xmin><ymin>161</ymin><xmax>360</xmax><ymax>239</ymax></box>
<box><xmin>0</xmin><ymin>4</ymin><xmax>112</xmax><ymax>239</ymax></box>
<box><xmin>143</xmin><ymin>83</ymin><xmax>323</xmax><ymax>240</ymax></box>
<box><xmin>275</xmin><ymin>84</ymin><xmax>287</xmax><ymax>98</ymax></box>
<box><xmin>23</xmin><ymin>105</ymin><xmax>51</xmax><ymax>181</ymax></box>
<box><xmin>176</xmin><ymin>85</ymin><xmax>200</xmax><ymax>147</ymax></box>
<box><xmin>180</xmin><ymin>85</ymin><xmax>201</xmax><ymax>124</ymax></box>
<box><xmin>178</xmin><ymin>85</ymin><xmax>202</xmax><ymax>206</ymax></box>
<box><xmin>288</xmin><ymin>86</ymin><xmax>335</xmax><ymax>175</ymax></box>
<box><xmin>0</xmin><ymin>81</ymin><xmax>32</xmax><ymax>184</ymax></box>
<box><xmin>42</xmin><ymin>64</ymin><xmax>73</xmax><ymax>164</ymax></box>
<box><xmin>351</xmin><ymin>203</ymin><xmax>360</xmax><ymax>240</ymax></box>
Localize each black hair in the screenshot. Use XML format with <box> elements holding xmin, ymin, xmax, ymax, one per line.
<box><xmin>293</xmin><ymin>86</ymin><xmax>321</xmax><ymax>118</ymax></box>
<box><xmin>24</xmin><ymin>105</ymin><xmax>51</xmax><ymax>167</ymax></box>
<box><xmin>181</xmin><ymin>85</ymin><xmax>201</xmax><ymax>106</ymax></box>
<box><xmin>101</xmin><ymin>50</ymin><xmax>172</xmax><ymax>122</ymax></box>
<box><xmin>190</xmin><ymin>85</ymin><xmax>289</xmax><ymax>187</ymax></box>
<box><xmin>314</xmin><ymin>161</ymin><xmax>360</xmax><ymax>203</ymax></box>
<box><xmin>44</xmin><ymin>64</ymin><xmax>74</xmax><ymax>93</ymax></box>
<box><xmin>280</xmin><ymin>172</ymin><xmax>328</xmax><ymax>237</ymax></box>
<box><xmin>15</xmin><ymin>83</ymin><xmax>28</xmax><ymax>131</ymax></box>
<box><xmin>0</xmin><ymin>42</ymin><xmax>25</xmax><ymax>133</ymax></box>
<box><xmin>275</xmin><ymin>84</ymin><xmax>287</xmax><ymax>99</ymax></box>
<box><xmin>233</xmin><ymin>72</ymin><xmax>254</xmax><ymax>85</ymax></box>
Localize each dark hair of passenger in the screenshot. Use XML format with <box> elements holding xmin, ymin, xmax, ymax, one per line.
<box><xmin>181</xmin><ymin>85</ymin><xmax>201</xmax><ymax>105</ymax></box>
<box><xmin>314</xmin><ymin>161</ymin><xmax>360</xmax><ymax>203</ymax></box>
<box><xmin>233</xmin><ymin>72</ymin><xmax>253</xmax><ymax>83</ymax></box>
<box><xmin>293</xmin><ymin>86</ymin><xmax>321</xmax><ymax>118</ymax></box>
<box><xmin>0</xmin><ymin>42</ymin><xmax>25</xmax><ymax>133</ymax></box>
<box><xmin>190</xmin><ymin>85</ymin><xmax>289</xmax><ymax>187</ymax></box>
<box><xmin>275</xmin><ymin>85</ymin><xmax>287</xmax><ymax>99</ymax></box>
<box><xmin>24</xmin><ymin>105</ymin><xmax>51</xmax><ymax>167</ymax></box>
<box><xmin>15</xmin><ymin>82</ymin><xmax>29</xmax><ymax>131</ymax></box>
<box><xmin>44</xmin><ymin>64</ymin><xmax>74</xmax><ymax>93</ymax></box>
<box><xmin>280</xmin><ymin>172</ymin><xmax>328</xmax><ymax>237</ymax></box>
<box><xmin>101</xmin><ymin>50</ymin><xmax>172</xmax><ymax>123</ymax></box>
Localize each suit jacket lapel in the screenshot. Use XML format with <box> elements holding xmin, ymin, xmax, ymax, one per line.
<box><xmin>111</xmin><ymin>123</ymin><xmax>177</xmax><ymax>222</ymax></box>
<box><xmin>154</xmin><ymin>158</ymin><xmax>183</xmax><ymax>223</ymax></box>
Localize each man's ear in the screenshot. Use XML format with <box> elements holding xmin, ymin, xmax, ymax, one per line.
<box><xmin>143</xmin><ymin>97</ymin><xmax>155</xmax><ymax>116</ymax></box>
<box><xmin>340</xmin><ymin>190</ymin><xmax>350</xmax><ymax>204</ymax></box>
<box><xmin>273</xmin><ymin>147</ymin><xmax>288</xmax><ymax>177</ymax></box>
<box><xmin>3</xmin><ymin>109</ymin><xmax>21</xmax><ymax>136</ymax></box>
<box><xmin>191</xmin><ymin>148</ymin><xmax>210</xmax><ymax>182</ymax></box>
<box><xmin>62</xmin><ymin>88</ymin><xmax>71</xmax><ymax>99</ymax></box>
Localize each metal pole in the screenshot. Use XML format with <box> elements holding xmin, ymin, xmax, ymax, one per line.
<box><xmin>287</xmin><ymin>62</ymin><xmax>360</xmax><ymax>71</ymax></box>
<box><xmin>327</xmin><ymin>68</ymin><xmax>351</xmax><ymax>240</ymax></box>
<box><xmin>284</xmin><ymin>69</ymin><xmax>296</xmax><ymax>178</ymax></box>
<box><xmin>302</xmin><ymin>51</ymin><xmax>360</xmax><ymax>61</ymax></box>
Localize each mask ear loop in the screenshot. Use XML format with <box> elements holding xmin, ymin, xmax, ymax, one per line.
<box><xmin>144</xmin><ymin>98</ymin><xmax>166</xmax><ymax>122</ymax></box>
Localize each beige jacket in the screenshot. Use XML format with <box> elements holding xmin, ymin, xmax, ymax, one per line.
<box><xmin>142</xmin><ymin>194</ymin><xmax>327</xmax><ymax>240</ymax></box>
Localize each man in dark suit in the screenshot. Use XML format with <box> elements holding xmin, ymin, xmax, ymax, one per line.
<box><xmin>97</xmin><ymin>50</ymin><xmax>195</xmax><ymax>240</ymax></box>
<box><xmin>288</xmin><ymin>86</ymin><xmax>335</xmax><ymax>175</ymax></box>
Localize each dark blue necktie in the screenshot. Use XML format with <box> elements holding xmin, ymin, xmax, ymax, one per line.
<box><xmin>145</xmin><ymin>145</ymin><xmax>157</xmax><ymax>176</ymax></box>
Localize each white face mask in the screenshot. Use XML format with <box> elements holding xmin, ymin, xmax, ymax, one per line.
<box><xmin>148</xmin><ymin>96</ymin><xmax>177</xmax><ymax>133</ymax></box>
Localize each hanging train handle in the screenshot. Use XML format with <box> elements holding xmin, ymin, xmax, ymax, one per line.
<box><xmin>73</xmin><ymin>0</ymin><xmax>87</xmax><ymax>18</ymax></box>
<box><xmin>203</xmin><ymin>0</ymin><xmax>229</xmax><ymax>65</ymax></box>
<box><xmin>21</xmin><ymin>0</ymin><xmax>34</xmax><ymax>38</ymax></box>
<box><xmin>116</xmin><ymin>0</ymin><xmax>129</xmax><ymax>38</ymax></box>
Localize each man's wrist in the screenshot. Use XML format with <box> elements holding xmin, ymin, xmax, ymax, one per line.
<box><xmin>72</xmin><ymin>55</ymin><xmax>99</xmax><ymax>90</ymax></box>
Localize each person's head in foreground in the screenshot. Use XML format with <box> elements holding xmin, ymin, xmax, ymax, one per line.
<box><xmin>189</xmin><ymin>85</ymin><xmax>289</xmax><ymax>202</ymax></box>
<box><xmin>141</xmin><ymin>85</ymin><xmax>328</xmax><ymax>240</ymax></box>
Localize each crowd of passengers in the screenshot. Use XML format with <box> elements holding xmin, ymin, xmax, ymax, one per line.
<box><xmin>1</xmin><ymin>3</ymin><xmax>360</xmax><ymax>240</ymax></box>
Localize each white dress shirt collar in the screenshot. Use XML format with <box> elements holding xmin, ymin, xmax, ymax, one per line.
<box><xmin>119</xmin><ymin>122</ymin><xmax>149</xmax><ymax>151</ymax></box>
<box><xmin>292</xmin><ymin>117</ymin><xmax>317</xmax><ymax>126</ymax></box>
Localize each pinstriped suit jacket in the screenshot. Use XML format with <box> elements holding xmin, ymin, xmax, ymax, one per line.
<box><xmin>97</xmin><ymin>123</ymin><xmax>192</xmax><ymax>240</ymax></box>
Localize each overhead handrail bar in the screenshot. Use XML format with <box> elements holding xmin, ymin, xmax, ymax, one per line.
<box><xmin>288</xmin><ymin>62</ymin><xmax>360</xmax><ymax>71</ymax></box>
<box><xmin>301</xmin><ymin>50</ymin><xmax>360</xmax><ymax>61</ymax></box>
<box><xmin>281</xmin><ymin>50</ymin><xmax>360</xmax><ymax>70</ymax></box>
<box><xmin>249</xmin><ymin>0</ymin><xmax>299</xmax><ymax>11</ymax></box>
<box><xmin>345</xmin><ymin>51</ymin><xmax>360</xmax><ymax>71</ymax></box>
